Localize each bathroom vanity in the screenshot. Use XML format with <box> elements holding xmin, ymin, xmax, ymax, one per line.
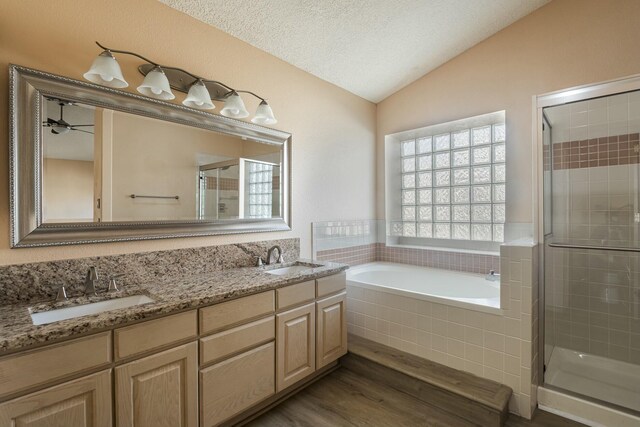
<box><xmin>0</xmin><ymin>264</ymin><xmax>347</xmax><ymax>426</ymax></box>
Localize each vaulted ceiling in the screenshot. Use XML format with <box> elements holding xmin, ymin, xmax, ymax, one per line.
<box><xmin>160</xmin><ymin>0</ymin><xmax>549</xmax><ymax>102</ymax></box>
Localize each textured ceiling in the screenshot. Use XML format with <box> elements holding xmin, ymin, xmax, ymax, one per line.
<box><xmin>159</xmin><ymin>0</ymin><xmax>549</xmax><ymax>102</ymax></box>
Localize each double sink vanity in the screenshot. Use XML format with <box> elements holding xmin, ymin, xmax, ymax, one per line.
<box><xmin>0</xmin><ymin>254</ymin><xmax>348</xmax><ymax>426</ymax></box>
<box><xmin>2</xmin><ymin>64</ymin><xmax>346</xmax><ymax>426</ymax></box>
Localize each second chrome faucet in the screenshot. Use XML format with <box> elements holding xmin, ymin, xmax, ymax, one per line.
<box><xmin>256</xmin><ymin>245</ymin><xmax>285</xmax><ymax>266</ymax></box>
<box><xmin>84</xmin><ymin>266</ymin><xmax>99</xmax><ymax>296</ymax></box>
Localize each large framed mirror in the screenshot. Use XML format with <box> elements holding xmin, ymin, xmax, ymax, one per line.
<box><xmin>9</xmin><ymin>65</ymin><xmax>291</xmax><ymax>247</ymax></box>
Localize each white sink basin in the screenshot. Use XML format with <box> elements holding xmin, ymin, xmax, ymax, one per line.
<box><xmin>266</xmin><ymin>265</ymin><xmax>316</xmax><ymax>276</ymax></box>
<box><xmin>30</xmin><ymin>295</ymin><xmax>155</xmax><ymax>326</ymax></box>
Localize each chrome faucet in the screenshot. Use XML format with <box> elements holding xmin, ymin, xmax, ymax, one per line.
<box><xmin>84</xmin><ymin>266</ymin><xmax>99</xmax><ymax>296</ymax></box>
<box><xmin>266</xmin><ymin>245</ymin><xmax>284</xmax><ymax>265</ymax></box>
<box><xmin>486</xmin><ymin>270</ymin><xmax>500</xmax><ymax>282</ymax></box>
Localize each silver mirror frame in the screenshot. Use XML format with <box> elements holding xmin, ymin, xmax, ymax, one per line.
<box><xmin>9</xmin><ymin>65</ymin><xmax>291</xmax><ymax>248</ymax></box>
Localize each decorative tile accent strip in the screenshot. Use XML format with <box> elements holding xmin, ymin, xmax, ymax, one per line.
<box><xmin>547</xmin><ymin>133</ymin><xmax>640</xmax><ymax>170</ymax></box>
<box><xmin>317</xmin><ymin>242</ymin><xmax>499</xmax><ymax>274</ymax></box>
<box><xmin>0</xmin><ymin>238</ymin><xmax>299</xmax><ymax>306</ymax></box>
<box><xmin>316</xmin><ymin>243</ymin><xmax>379</xmax><ymax>266</ymax></box>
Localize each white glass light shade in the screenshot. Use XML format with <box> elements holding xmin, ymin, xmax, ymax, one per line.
<box><xmin>220</xmin><ymin>92</ymin><xmax>249</xmax><ymax>118</ymax></box>
<box><xmin>251</xmin><ymin>100</ymin><xmax>277</xmax><ymax>125</ymax></box>
<box><xmin>137</xmin><ymin>67</ymin><xmax>175</xmax><ymax>100</ymax></box>
<box><xmin>51</xmin><ymin>125</ymin><xmax>70</xmax><ymax>135</ymax></box>
<box><xmin>83</xmin><ymin>51</ymin><xmax>128</xmax><ymax>88</ymax></box>
<box><xmin>182</xmin><ymin>80</ymin><xmax>214</xmax><ymax>109</ymax></box>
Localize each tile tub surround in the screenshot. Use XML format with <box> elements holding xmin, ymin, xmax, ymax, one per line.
<box><xmin>313</xmin><ymin>219</ymin><xmax>499</xmax><ymax>272</ymax></box>
<box><xmin>316</xmin><ymin>242</ymin><xmax>500</xmax><ymax>274</ymax></box>
<box><xmin>346</xmin><ymin>243</ymin><xmax>538</xmax><ymax>418</ymax></box>
<box><xmin>0</xmin><ymin>238</ymin><xmax>299</xmax><ymax>306</ymax></box>
<box><xmin>0</xmin><ymin>257</ymin><xmax>347</xmax><ymax>353</ymax></box>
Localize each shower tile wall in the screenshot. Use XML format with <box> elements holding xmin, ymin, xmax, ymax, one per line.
<box><xmin>545</xmin><ymin>246</ymin><xmax>640</xmax><ymax>364</ymax></box>
<box><xmin>545</xmin><ymin>91</ymin><xmax>640</xmax><ymax>365</ymax></box>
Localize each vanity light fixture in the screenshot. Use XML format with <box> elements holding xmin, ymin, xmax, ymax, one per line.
<box><xmin>84</xmin><ymin>42</ymin><xmax>277</xmax><ymax>123</ymax></box>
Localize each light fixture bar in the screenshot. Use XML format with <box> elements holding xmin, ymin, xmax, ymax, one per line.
<box><xmin>86</xmin><ymin>42</ymin><xmax>277</xmax><ymax>123</ymax></box>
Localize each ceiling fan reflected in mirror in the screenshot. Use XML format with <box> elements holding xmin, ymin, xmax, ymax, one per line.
<box><xmin>42</xmin><ymin>100</ymin><xmax>94</xmax><ymax>135</ymax></box>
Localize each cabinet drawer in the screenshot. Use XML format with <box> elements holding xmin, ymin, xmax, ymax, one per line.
<box><xmin>316</xmin><ymin>272</ymin><xmax>346</xmax><ymax>298</ymax></box>
<box><xmin>276</xmin><ymin>281</ymin><xmax>315</xmax><ymax>311</ymax></box>
<box><xmin>114</xmin><ymin>310</ymin><xmax>197</xmax><ymax>361</ymax></box>
<box><xmin>200</xmin><ymin>342</ymin><xmax>275</xmax><ymax>426</ymax></box>
<box><xmin>200</xmin><ymin>316</ymin><xmax>275</xmax><ymax>366</ymax></box>
<box><xmin>199</xmin><ymin>291</ymin><xmax>275</xmax><ymax>335</ymax></box>
<box><xmin>0</xmin><ymin>332</ymin><xmax>111</xmax><ymax>400</ymax></box>
<box><xmin>0</xmin><ymin>369</ymin><xmax>112</xmax><ymax>427</ymax></box>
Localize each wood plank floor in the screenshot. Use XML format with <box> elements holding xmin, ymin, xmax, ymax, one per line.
<box><xmin>247</xmin><ymin>368</ymin><xmax>585</xmax><ymax>427</ymax></box>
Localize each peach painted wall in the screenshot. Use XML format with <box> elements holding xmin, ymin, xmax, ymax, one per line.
<box><xmin>0</xmin><ymin>0</ymin><xmax>376</xmax><ymax>265</ymax></box>
<box><xmin>42</xmin><ymin>159</ymin><xmax>94</xmax><ymax>222</ymax></box>
<box><xmin>376</xmin><ymin>0</ymin><xmax>640</xmax><ymax>230</ymax></box>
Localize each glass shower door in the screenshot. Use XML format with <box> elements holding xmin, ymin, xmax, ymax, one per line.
<box><xmin>542</xmin><ymin>90</ymin><xmax>640</xmax><ymax>413</ymax></box>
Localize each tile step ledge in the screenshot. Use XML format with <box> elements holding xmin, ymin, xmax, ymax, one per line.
<box><xmin>342</xmin><ymin>334</ymin><xmax>512</xmax><ymax>427</ymax></box>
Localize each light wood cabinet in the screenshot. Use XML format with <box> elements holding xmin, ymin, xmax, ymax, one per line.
<box><xmin>115</xmin><ymin>342</ymin><xmax>198</xmax><ymax>427</ymax></box>
<box><xmin>200</xmin><ymin>342</ymin><xmax>275</xmax><ymax>426</ymax></box>
<box><xmin>276</xmin><ymin>303</ymin><xmax>316</xmax><ymax>392</ymax></box>
<box><xmin>316</xmin><ymin>291</ymin><xmax>348</xmax><ymax>369</ymax></box>
<box><xmin>0</xmin><ymin>272</ymin><xmax>346</xmax><ymax>427</ymax></box>
<box><xmin>0</xmin><ymin>370</ymin><xmax>112</xmax><ymax>427</ymax></box>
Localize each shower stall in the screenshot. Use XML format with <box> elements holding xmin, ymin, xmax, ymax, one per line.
<box><xmin>540</xmin><ymin>81</ymin><xmax>640</xmax><ymax>419</ymax></box>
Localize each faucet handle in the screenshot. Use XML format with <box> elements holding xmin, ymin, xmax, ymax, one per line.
<box><xmin>54</xmin><ymin>285</ymin><xmax>68</xmax><ymax>302</ymax></box>
<box><xmin>108</xmin><ymin>274</ymin><xmax>124</xmax><ymax>293</ymax></box>
<box><xmin>277</xmin><ymin>254</ymin><xmax>284</xmax><ymax>264</ymax></box>
<box><xmin>256</xmin><ymin>257</ymin><xmax>264</xmax><ymax>267</ymax></box>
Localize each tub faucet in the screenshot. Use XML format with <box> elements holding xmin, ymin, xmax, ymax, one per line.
<box><xmin>486</xmin><ymin>270</ymin><xmax>500</xmax><ymax>282</ymax></box>
<box><xmin>266</xmin><ymin>245</ymin><xmax>284</xmax><ymax>265</ymax></box>
<box><xmin>84</xmin><ymin>266</ymin><xmax>99</xmax><ymax>296</ymax></box>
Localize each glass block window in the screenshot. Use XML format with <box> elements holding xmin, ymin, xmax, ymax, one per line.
<box><xmin>247</xmin><ymin>162</ymin><xmax>274</xmax><ymax>219</ymax></box>
<box><xmin>396</xmin><ymin>122</ymin><xmax>505</xmax><ymax>243</ymax></box>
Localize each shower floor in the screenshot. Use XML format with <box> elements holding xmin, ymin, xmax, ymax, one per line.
<box><xmin>545</xmin><ymin>347</ymin><xmax>640</xmax><ymax>412</ymax></box>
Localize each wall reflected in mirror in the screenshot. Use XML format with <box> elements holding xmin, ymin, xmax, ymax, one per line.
<box><xmin>42</xmin><ymin>96</ymin><xmax>283</xmax><ymax>223</ymax></box>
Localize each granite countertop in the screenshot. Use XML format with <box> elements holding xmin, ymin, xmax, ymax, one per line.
<box><xmin>0</xmin><ymin>260</ymin><xmax>348</xmax><ymax>354</ymax></box>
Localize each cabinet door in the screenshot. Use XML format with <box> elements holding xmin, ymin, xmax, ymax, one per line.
<box><xmin>316</xmin><ymin>292</ymin><xmax>348</xmax><ymax>369</ymax></box>
<box><xmin>200</xmin><ymin>342</ymin><xmax>275</xmax><ymax>426</ymax></box>
<box><xmin>0</xmin><ymin>370</ymin><xmax>111</xmax><ymax>427</ymax></box>
<box><xmin>115</xmin><ymin>342</ymin><xmax>197</xmax><ymax>427</ymax></box>
<box><xmin>276</xmin><ymin>302</ymin><xmax>315</xmax><ymax>392</ymax></box>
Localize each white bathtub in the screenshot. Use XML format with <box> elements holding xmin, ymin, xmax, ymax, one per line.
<box><xmin>346</xmin><ymin>262</ymin><xmax>501</xmax><ymax>313</ymax></box>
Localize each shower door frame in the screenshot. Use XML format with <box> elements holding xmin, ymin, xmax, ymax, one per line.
<box><xmin>533</xmin><ymin>73</ymin><xmax>640</xmax><ymax>409</ymax></box>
